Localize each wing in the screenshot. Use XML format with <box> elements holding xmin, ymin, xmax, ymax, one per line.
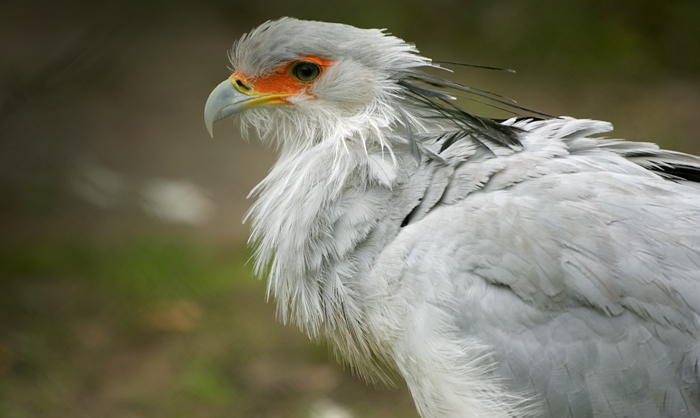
<box><xmin>388</xmin><ymin>117</ymin><xmax>700</xmax><ymax>417</ymax></box>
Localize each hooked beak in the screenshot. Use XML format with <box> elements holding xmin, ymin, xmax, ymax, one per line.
<box><xmin>204</xmin><ymin>76</ymin><xmax>289</xmax><ymax>137</ymax></box>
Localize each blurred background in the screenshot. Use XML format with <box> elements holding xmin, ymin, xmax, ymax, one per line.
<box><xmin>1</xmin><ymin>0</ymin><xmax>699</xmax><ymax>417</ymax></box>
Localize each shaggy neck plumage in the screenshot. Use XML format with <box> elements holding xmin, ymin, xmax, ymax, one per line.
<box><xmin>243</xmin><ymin>100</ymin><xmax>414</xmax><ymax>380</ymax></box>
<box><xmin>249</xmin><ymin>140</ymin><xmax>358</xmax><ymax>323</ymax></box>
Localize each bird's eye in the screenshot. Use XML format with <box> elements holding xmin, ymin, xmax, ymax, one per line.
<box><xmin>290</xmin><ymin>61</ymin><xmax>321</xmax><ymax>82</ymax></box>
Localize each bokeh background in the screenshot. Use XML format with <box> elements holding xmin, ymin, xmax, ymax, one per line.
<box><xmin>1</xmin><ymin>0</ymin><xmax>699</xmax><ymax>417</ymax></box>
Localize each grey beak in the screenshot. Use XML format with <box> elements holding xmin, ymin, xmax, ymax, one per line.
<box><xmin>204</xmin><ymin>79</ymin><xmax>252</xmax><ymax>137</ymax></box>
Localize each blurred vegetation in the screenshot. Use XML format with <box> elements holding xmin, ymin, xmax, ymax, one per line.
<box><xmin>0</xmin><ymin>0</ymin><xmax>698</xmax><ymax>416</ymax></box>
<box><xmin>0</xmin><ymin>240</ymin><xmax>418</xmax><ymax>417</ymax></box>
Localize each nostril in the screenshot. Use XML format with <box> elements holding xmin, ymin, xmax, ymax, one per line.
<box><xmin>235</xmin><ymin>79</ymin><xmax>250</xmax><ymax>91</ymax></box>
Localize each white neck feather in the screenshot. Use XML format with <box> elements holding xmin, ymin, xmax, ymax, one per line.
<box><xmin>244</xmin><ymin>105</ymin><xmax>412</xmax><ymax>381</ymax></box>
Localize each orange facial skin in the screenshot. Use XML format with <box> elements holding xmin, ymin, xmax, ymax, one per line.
<box><xmin>229</xmin><ymin>56</ymin><xmax>334</xmax><ymax>104</ymax></box>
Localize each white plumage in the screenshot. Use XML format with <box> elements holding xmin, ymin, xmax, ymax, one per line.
<box><xmin>205</xmin><ymin>18</ymin><xmax>700</xmax><ymax>417</ymax></box>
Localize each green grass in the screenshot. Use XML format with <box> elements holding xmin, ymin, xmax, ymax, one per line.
<box><xmin>0</xmin><ymin>238</ymin><xmax>418</xmax><ymax>418</ymax></box>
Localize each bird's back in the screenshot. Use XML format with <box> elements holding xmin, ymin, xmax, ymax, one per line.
<box><xmin>385</xmin><ymin>117</ymin><xmax>700</xmax><ymax>417</ymax></box>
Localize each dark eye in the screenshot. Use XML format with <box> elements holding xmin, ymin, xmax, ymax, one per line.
<box><xmin>291</xmin><ymin>61</ymin><xmax>321</xmax><ymax>82</ymax></box>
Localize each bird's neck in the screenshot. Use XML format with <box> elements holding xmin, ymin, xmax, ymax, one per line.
<box><xmin>247</xmin><ymin>130</ymin><xmax>408</xmax><ymax>380</ymax></box>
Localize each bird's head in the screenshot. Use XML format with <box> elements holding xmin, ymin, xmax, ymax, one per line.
<box><xmin>205</xmin><ymin>17</ymin><xmax>431</xmax><ymax>151</ymax></box>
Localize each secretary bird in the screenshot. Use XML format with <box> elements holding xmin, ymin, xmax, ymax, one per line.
<box><xmin>204</xmin><ymin>17</ymin><xmax>700</xmax><ymax>418</ymax></box>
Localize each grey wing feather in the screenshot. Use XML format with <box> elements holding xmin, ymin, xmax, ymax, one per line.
<box><xmin>399</xmin><ymin>117</ymin><xmax>700</xmax><ymax>417</ymax></box>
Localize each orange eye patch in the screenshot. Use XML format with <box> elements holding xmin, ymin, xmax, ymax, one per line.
<box><xmin>231</xmin><ymin>56</ymin><xmax>334</xmax><ymax>98</ymax></box>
